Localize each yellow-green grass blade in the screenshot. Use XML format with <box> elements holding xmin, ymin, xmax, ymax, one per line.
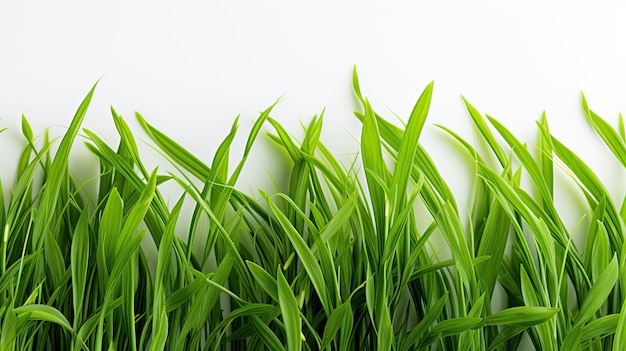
<box><xmin>400</xmin><ymin>291</ymin><xmax>448</xmax><ymax>351</ymax></box>
<box><xmin>618</xmin><ymin>112</ymin><xmax>626</xmax><ymax>142</ymax></box>
<box><xmin>246</xmin><ymin>261</ymin><xmax>278</xmax><ymax>302</ymax></box>
<box><xmin>585</xmin><ymin>198</ymin><xmax>608</xmax><ymax>273</ymax></box>
<box><xmin>249</xmin><ymin>315</ymin><xmax>287</xmax><ymax>351</ymax></box>
<box><xmin>485</xmin><ymin>306</ymin><xmax>559</xmax><ymax>327</ymax></box>
<box><xmin>32</xmin><ymin>81</ymin><xmax>98</xmax><ymax>250</ymax></box>
<box><xmin>574</xmin><ymin>255</ymin><xmax>618</xmax><ymax>327</ymax></box>
<box><xmin>71</xmin><ymin>213</ymin><xmax>89</xmax><ymax>327</ymax></box>
<box><xmin>353</xmin><ymin>67</ymin><xmax>455</xmax><ymax>211</ymax></box>
<box><xmin>478</xmin><ymin>161</ymin><xmax>570</xmax><ymax>285</ymax></box>
<box><xmin>421</xmin><ymin>317</ymin><xmax>482</xmax><ymax>348</ymax></box>
<box><xmin>14</xmin><ymin>304</ymin><xmax>73</xmax><ymax>332</ymax></box>
<box><xmin>377</xmin><ymin>303</ymin><xmax>393</xmax><ymax>351</ymax></box>
<box><xmin>208</xmin><ymin>303</ymin><xmax>280</xmax><ymax>347</ymax></box>
<box><xmin>360</xmin><ymin>99</ymin><xmax>390</xmax><ymax>237</ymax></box>
<box><xmin>355</xmin><ymin>110</ymin><xmax>458</xmax><ymax>212</ymax></box>
<box><xmin>462</xmin><ymin>97</ymin><xmax>508</xmax><ymax>167</ymax></box>
<box><xmin>20</xmin><ymin>115</ymin><xmax>48</xmax><ymax>175</ymax></box>
<box><xmin>487</xmin><ymin>116</ymin><xmax>562</xmax><ymax>225</ymax></box>
<box><xmin>272</xmin><ymin>193</ymin><xmax>339</xmax><ymax>304</ymax></box>
<box><xmin>537</xmin><ymin>113</ymin><xmax>554</xmax><ymax>201</ymax></box>
<box><xmin>98</xmin><ymin>188</ymin><xmax>123</xmax><ymax>276</ymax></box>
<box><xmin>267</xmin><ymin>118</ymin><xmax>300</xmax><ymax>163</ymax></box>
<box><xmin>581</xmin><ymin>314</ymin><xmax>619</xmax><ymax>345</ymax></box>
<box><xmin>434</xmin><ymin>200</ymin><xmax>476</xmax><ymax>294</ymax></box>
<box><xmin>613</xmin><ymin>299</ymin><xmax>626</xmax><ymax>351</ymax></box>
<box><xmin>174</xmin><ymin>259</ymin><xmax>234</xmax><ymax>349</ymax></box>
<box><xmin>150</xmin><ymin>194</ymin><xmax>185</xmax><ymax>351</ymax></box>
<box><xmin>581</xmin><ymin>93</ymin><xmax>626</xmax><ymax>169</ymax></box>
<box><xmin>519</xmin><ymin>265</ymin><xmax>556</xmax><ymax>350</ymax></box>
<box><xmin>319</xmin><ymin>192</ymin><xmax>357</xmax><ymax>243</ymax></box>
<box><xmin>111</xmin><ymin>107</ymin><xmax>150</xmax><ymax>179</ymax></box>
<box><xmin>43</xmin><ymin>231</ymin><xmax>66</xmax><ymax>290</ymax></box>
<box><xmin>277</xmin><ymin>268</ymin><xmax>303</xmax><ymax>351</ymax></box>
<box><xmin>263</xmin><ymin>191</ymin><xmax>332</xmax><ymax>314</ymax></box>
<box><xmin>352</xmin><ymin>65</ymin><xmax>364</xmax><ymax>104</ymax></box>
<box><xmin>590</xmin><ymin>220</ymin><xmax>611</xmax><ymax>282</ymax></box>
<box><xmin>551</xmin><ymin>135</ymin><xmax>624</xmax><ymax>252</ymax></box>
<box><xmin>561</xmin><ymin>321</ymin><xmax>582</xmax><ymax>351</ymax></box>
<box><xmin>390</xmin><ymin>81</ymin><xmax>433</xmax><ymax>216</ymax></box>
<box><xmin>321</xmin><ymin>297</ymin><xmax>353</xmax><ymax>350</ymax></box>
<box><xmin>164</xmin><ymin>277</ymin><xmax>204</xmax><ymax>313</ymax></box>
<box><xmin>172</xmin><ymin>174</ymin><xmax>251</xmax><ymax>283</ymax></box>
<box><xmin>487</xmin><ymin>325</ymin><xmax>528</xmax><ymax>351</ymax></box>
<box><xmin>136</xmin><ymin>112</ymin><xmax>210</xmax><ymax>181</ymax></box>
<box><xmin>95</xmin><ymin>171</ymin><xmax>157</xmax><ymax>348</ymax></box>
<box><xmin>301</xmin><ymin>113</ymin><xmax>323</xmax><ymax>155</ymax></box>
<box><xmin>475</xmin><ymin>199</ymin><xmax>510</xmax><ymax>297</ymax></box>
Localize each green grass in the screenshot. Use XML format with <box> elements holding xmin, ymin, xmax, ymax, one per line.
<box><xmin>0</xmin><ymin>68</ymin><xmax>625</xmax><ymax>350</ymax></box>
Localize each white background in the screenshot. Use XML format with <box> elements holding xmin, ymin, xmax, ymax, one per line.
<box><xmin>1</xmin><ymin>1</ymin><xmax>626</xmax><ymax>233</ymax></box>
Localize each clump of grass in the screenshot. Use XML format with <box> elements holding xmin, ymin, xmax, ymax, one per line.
<box><xmin>0</xmin><ymin>69</ymin><xmax>624</xmax><ymax>350</ymax></box>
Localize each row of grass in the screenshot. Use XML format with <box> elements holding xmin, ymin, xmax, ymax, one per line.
<box><xmin>0</xmin><ymin>69</ymin><xmax>625</xmax><ymax>350</ymax></box>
